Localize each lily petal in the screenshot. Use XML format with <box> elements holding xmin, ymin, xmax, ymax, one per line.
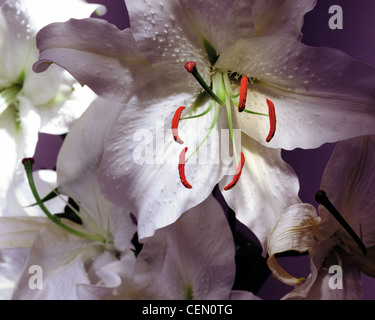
<box><xmin>126</xmin><ymin>0</ymin><xmax>317</xmax><ymax>69</ymax></box>
<box><xmin>320</xmin><ymin>136</ymin><xmax>375</xmax><ymax>247</ymax></box>
<box><xmin>33</xmin><ymin>18</ymin><xmax>155</xmax><ymax>103</ymax></box>
<box><xmin>0</xmin><ymin>216</ymin><xmax>47</xmax><ymax>249</ymax></box>
<box><xmin>0</xmin><ymin>108</ymin><xmax>18</xmax><ymax>214</ymax></box>
<box><xmin>11</xmin><ymin>223</ymin><xmax>95</xmax><ymax>299</ymax></box>
<box><xmin>219</xmin><ymin>133</ymin><xmax>301</xmax><ymax>253</ymax></box>
<box><xmin>216</xmin><ymin>37</ymin><xmax>375</xmax><ymax>149</ymax></box>
<box><xmin>133</xmin><ymin>195</ymin><xmax>235</xmax><ymax>300</ymax></box>
<box><xmin>251</xmin><ymin>0</ymin><xmax>317</xmax><ymax>40</ymax></box>
<box><xmin>20</xmin><ymin>0</ymin><xmax>105</xmax><ymax>31</ymax></box>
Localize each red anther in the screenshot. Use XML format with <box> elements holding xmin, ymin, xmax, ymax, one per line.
<box><xmin>171</xmin><ymin>106</ymin><xmax>186</xmax><ymax>144</ymax></box>
<box><xmin>178</xmin><ymin>147</ymin><xmax>192</xmax><ymax>189</ymax></box>
<box><xmin>238</xmin><ymin>76</ymin><xmax>248</xmax><ymax>112</ymax></box>
<box><xmin>224</xmin><ymin>152</ymin><xmax>245</xmax><ymax>191</ymax></box>
<box><xmin>184</xmin><ymin>61</ymin><xmax>197</xmax><ymax>73</ymax></box>
<box><xmin>266</xmin><ymin>99</ymin><xmax>276</xmax><ymax>142</ymax></box>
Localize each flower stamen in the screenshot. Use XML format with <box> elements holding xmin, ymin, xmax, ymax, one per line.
<box><xmin>224</xmin><ymin>152</ymin><xmax>245</xmax><ymax>191</ymax></box>
<box><xmin>178</xmin><ymin>147</ymin><xmax>192</xmax><ymax>189</ymax></box>
<box><xmin>266</xmin><ymin>99</ymin><xmax>277</xmax><ymax>142</ymax></box>
<box><xmin>238</xmin><ymin>76</ymin><xmax>248</xmax><ymax>112</ymax></box>
<box><xmin>171</xmin><ymin>106</ymin><xmax>186</xmax><ymax>144</ymax></box>
<box><xmin>315</xmin><ymin>190</ymin><xmax>367</xmax><ymax>256</ymax></box>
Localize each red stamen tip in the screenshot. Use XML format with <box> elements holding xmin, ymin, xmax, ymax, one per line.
<box><xmin>171</xmin><ymin>106</ymin><xmax>185</xmax><ymax>144</ymax></box>
<box><xmin>185</xmin><ymin>61</ymin><xmax>197</xmax><ymax>73</ymax></box>
<box><xmin>266</xmin><ymin>99</ymin><xmax>276</xmax><ymax>142</ymax></box>
<box><xmin>178</xmin><ymin>147</ymin><xmax>192</xmax><ymax>189</ymax></box>
<box><xmin>224</xmin><ymin>152</ymin><xmax>245</xmax><ymax>191</ymax></box>
<box><xmin>238</xmin><ymin>76</ymin><xmax>248</xmax><ymax>112</ymax></box>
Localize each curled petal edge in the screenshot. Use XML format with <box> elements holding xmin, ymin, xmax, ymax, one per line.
<box><xmin>267</xmin><ymin>255</ymin><xmax>305</xmax><ymax>287</ymax></box>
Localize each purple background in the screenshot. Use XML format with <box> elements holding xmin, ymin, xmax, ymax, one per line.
<box><xmin>34</xmin><ymin>0</ymin><xmax>375</xmax><ymax>299</ymax></box>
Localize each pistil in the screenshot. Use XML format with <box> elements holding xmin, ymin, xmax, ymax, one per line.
<box><xmin>184</xmin><ymin>61</ymin><xmax>224</xmax><ymax>105</ymax></box>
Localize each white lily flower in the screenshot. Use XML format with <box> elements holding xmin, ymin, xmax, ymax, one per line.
<box><xmin>0</xmin><ymin>0</ymin><xmax>103</xmax><ymax>217</ymax></box>
<box><xmin>0</xmin><ymin>158</ymin><xmax>136</xmax><ymax>299</ymax></box>
<box><xmin>32</xmin><ymin>0</ymin><xmax>375</xmax><ymax>252</ymax></box>
<box><xmin>267</xmin><ymin>136</ymin><xmax>375</xmax><ymax>300</ymax></box>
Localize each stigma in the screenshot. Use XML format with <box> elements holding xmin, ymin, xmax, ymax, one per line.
<box><xmin>171</xmin><ymin>61</ymin><xmax>277</xmax><ymax>190</ymax></box>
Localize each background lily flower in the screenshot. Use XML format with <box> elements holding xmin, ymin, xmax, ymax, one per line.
<box><xmin>0</xmin><ymin>0</ymin><xmax>103</xmax><ymax>217</ymax></box>
<box><xmin>267</xmin><ymin>136</ymin><xmax>375</xmax><ymax>299</ymax></box>
<box><xmin>0</xmin><ymin>105</ymin><xmax>137</xmax><ymax>298</ymax></box>
<box><xmin>77</xmin><ymin>195</ymin><xmax>260</xmax><ymax>300</ymax></box>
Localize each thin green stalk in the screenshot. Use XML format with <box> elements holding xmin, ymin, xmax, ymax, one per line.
<box><xmin>22</xmin><ymin>158</ymin><xmax>106</xmax><ymax>243</ymax></box>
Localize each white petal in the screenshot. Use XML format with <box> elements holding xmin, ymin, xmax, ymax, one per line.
<box><xmin>11</xmin><ymin>223</ymin><xmax>94</xmax><ymax>299</ymax></box>
<box><xmin>0</xmin><ymin>248</ymin><xmax>29</xmax><ymax>299</ymax></box>
<box><xmin>216</xmin><ymin>38</ymin><xmax>375</xmax><ymax>149</ymax></box>
<box><xmin>76</xmin><ymin>256</ymin><xmax>137</xmax><ymax>300</ymax></box>
<box><xmin>125</xmin><ymin>0</ymin><xmax>209</xmax><ymax>82</ymax></box>
<box><xmin>133</xmin><ymin>195</ymin><xmax>235</xmax><ymax>300</ymax></box>
<box><xmin>125</xmin><ymin>0</ymin><xmax>316</xmax><ymax>76</ymax></box>
<box><xmin>0</xmin><ymin>216</ymin><xmax>47</xmax><ymax>249</ymax></box>
<box><xmin>220</xmin><ymin>134</ymin><xmax>301</xmax><ymax>253</ymax></box>
<box><xmin>320</xmin><ymin>136</ymin><xmax>375</xmax><ymax>247</ymax></box>
<box><xmin>0</xmin><ymin>1</ymin><xmax>35</xmax><ymax>83</ymax></box>
<box><xmin>0</xmin><ymin>108</ymin><xmax>18</xmax><ymax>214</ymax></box>
<box><xmin>33</xmin><ymin>18</ymin><xmax>154</xmax><ymax>103</ymax></box>
<box><xmin>6</xmin><ymin>169</ymin><xmax>67</xmax><ymax>218</ymax></box>
<box><xmin>38</xmin><ymin>84</ymin><xmax>96</xmax><ymax>135</ymax></box>
<box><xmin>20</xmin><ymin>0</ymin><xmax>105</xmax><ymax>30</ymax></box>
<box><xmin>251</xmin><ymin>0</ymin><xmax>317</xmax><ymax>40</ymax></box>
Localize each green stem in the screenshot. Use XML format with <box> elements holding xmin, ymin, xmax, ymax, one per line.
<box><xmin>22</xmin><ymin>158</ymin><xmax>106</xmax><ymax>243</ymax></box>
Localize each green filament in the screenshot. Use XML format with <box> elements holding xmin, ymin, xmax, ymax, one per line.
<box><xmin>186</xmin><ymin>103</ymin><xmax>220</xmax><ymax>163</ymax></box>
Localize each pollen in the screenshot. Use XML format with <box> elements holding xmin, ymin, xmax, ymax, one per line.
<box><xmin>238</xmin><ymin>76</ymin><xmax>248</xmax><ymax>112</ymax></box>
<box><xmin>266</xmin><ymin>99</ymin><xmax>276</xmax><ymax>142</ymax></box>
<box><xmin>224</xmin><ymin>152</ymin><xmax>245</xmax><ymax>191</ymax></box>
<box><xmin>178</xmin><ymin>147</ymin><xmax>192</xmax><ymax>189</ymax></box>
<box><xmin>171</xmin><ymin>106</ymin><xmax>186</xmax><ymax>144</ymax></box>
